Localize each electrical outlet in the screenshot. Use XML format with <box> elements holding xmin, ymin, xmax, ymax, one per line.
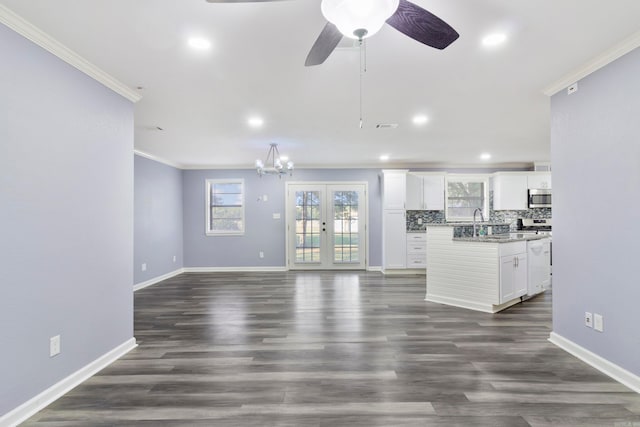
<box><xmin>594</xmin><ymin>313</ymin><xmax>604</xmax><ymax>332</ymax></box>
<box><xmin>259</xmin><ymin>251</ymin><xmax>264</xmax><ymax>258</ymax></box>
<box><xmin>585</xmin><ymin>312</ymin><xmax>593</xmax><ymax>328</ymax></box>
<box><xmin>263</xmin><ymin>194</ymin><xmax>268</xmax><ymax>202</ymax></box>
<box><xmin>141</xmin><ymin>263</ymin><xmax>147</xmax><ymax>271</ymax></box>
<box><xmin>272</xmin><ymin>213</ymin><xmax>281</xmax><ymax>219</ymax></box>
<box><xmin>417</xmin><ymin>218</ymin><xmax>423</xmax><ymax>225</ymax></box>
<box><xmin>50</xmin><ymin>335</ymin><xmax>61</xmax><ymax>357</ymax></box>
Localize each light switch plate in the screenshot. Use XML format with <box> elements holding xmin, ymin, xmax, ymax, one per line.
<box><xmin>272</xmin><ymin>213</ymin><xmax>281</xmax><ymax>219</ymax></box>
<box><xmin>50</xmin><ymin>335</ymin><xmax>61</xmax><ymax>357</ymax></box>
<box><xmin>594</xmin><ymin>313</ymin><xmax>604</xmax><ymax>332</ymax></box>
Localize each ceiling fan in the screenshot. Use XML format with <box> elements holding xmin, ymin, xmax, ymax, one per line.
<box><xmin>205</xmin><ymin>0</ymin><xmax>459</xmax><ymax>66</ymax></box>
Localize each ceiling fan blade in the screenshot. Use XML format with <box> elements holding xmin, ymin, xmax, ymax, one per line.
<box><xmin>386</xmin><ymin>0</ymin><xmax>459</xmax><ymax>50</ymax></box>
<box><xmin>305</xmin><ymin>22</ymin><xmax>343</xmax><ymax>67</ymax></box>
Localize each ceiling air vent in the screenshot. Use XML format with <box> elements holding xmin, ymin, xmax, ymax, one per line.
<box><xmin>376</xmin><ymin>123</ymin><xmax>399</xmax><ymax>129</ymax></box>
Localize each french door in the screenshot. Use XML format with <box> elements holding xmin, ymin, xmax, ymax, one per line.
<box><xmin>287</xmin><ymin>183</ymin><xmax>367</xmax><ymax>270</ymax></box>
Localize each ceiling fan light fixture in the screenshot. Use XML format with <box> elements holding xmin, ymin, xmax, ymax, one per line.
<box><xmin>321</xmin><ymin>0</ymin><xmax>399</xmax><ymax>40</ymax></box>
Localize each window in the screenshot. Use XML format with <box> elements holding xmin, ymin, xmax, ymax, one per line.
<box><xmin>445</xmin><ymin>175</ymin><xmax>489</xmax><ymax>222</ymax></box>
<box><xmin>206</xmin><ymin>179</ymin><xmax>244</xmax><ymax>235</ymax></box>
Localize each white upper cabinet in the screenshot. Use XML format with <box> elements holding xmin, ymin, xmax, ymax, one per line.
<box><xmin>492</xmin><ymin>173</ymin><xmax>528</xmax><ymax>211</ymax></box>
<box><xmin>423</xmin><ymin>175</ymin><xmax>445</xmax><ymax>210</ymax></box>
<box><xmin>405</xmin><ymin>172</ymin><xmax>445</xmax><ymax>211</ymax></box>
<box><xmin>528</xmin><ymin>172</ymin><xmax>552</xmax><ymax>189</ymax></box>
<box><xmin>382</xmin><ymin>170</ymin><xmax>408</xmax><ymax>210</ymax></box>
<box><xmin>406</xmin><ymin>173</ymin><xmax>423</xmax><ymax>210</ymax></box>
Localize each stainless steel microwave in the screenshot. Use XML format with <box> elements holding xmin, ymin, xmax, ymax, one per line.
<box><xmin>528</xmin><ymin>189</ymin><xmax>552</xmax><ymax>208</ymax></box>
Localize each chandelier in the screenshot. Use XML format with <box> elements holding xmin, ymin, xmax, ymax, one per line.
<box><xmin>255</xmin><ymin>143</ymin><xmax>294</xmax><ymax>178</ymax></box>
<box><xmin>321</xmin><ymin>0</ymin><xmax>400</xmax><ymax>40</ymax></box>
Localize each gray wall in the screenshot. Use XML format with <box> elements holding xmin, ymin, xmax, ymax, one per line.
<box><xmin>550</xmin><ymin>47</ymin><xmax>640</xmax><ymax>375</ymax></box>
<box><xmin>183</xmin><ymin>168</ymin><xmax>382</xmax><ymax>268</ymax></box>
<box><xmin>0</xmin><ymin>23</ymin><xmax>134</xmax><ymax>416</ymax></box>
<box><xmin>134</xmin><ymin>155</ymin><xmax>183</xmax><ymax>283</ymax></box>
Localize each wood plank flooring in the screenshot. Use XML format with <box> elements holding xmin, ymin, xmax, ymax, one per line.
<box><xmin>23</xmin><ymin>271</ymin><xmax>640</xmax><ymax>426</ymax></box>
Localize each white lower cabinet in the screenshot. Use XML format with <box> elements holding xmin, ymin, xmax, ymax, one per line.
<box><xmin>406</xmin><ymin>232</ymin><xmax>427</xmax><ymax>268</ymax></box>
<box><xmin>383</xmin><ymin>210</ymin><xmax>407</xmax><ymax>270</ymax></box>
<box><xmin>499</xmin><ymin>242</ymin><xmax>527</xmax><ymax>304</ymax></box>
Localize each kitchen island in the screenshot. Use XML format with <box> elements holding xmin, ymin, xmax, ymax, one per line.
<box><xmin>425</xmin><ymin>224</ymin><xmax>549</xmax><ymax>313</ymax></box>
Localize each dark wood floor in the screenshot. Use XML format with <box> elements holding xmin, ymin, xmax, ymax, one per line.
<box><xmin>24</xmin><ymin>271</ymin><xmax>640</xmax><ymax>426</ymax></box>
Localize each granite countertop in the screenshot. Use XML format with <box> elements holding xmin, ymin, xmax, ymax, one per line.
<box><xmin>453</xmin><ymin>233</ymin><xmax>549</xmax><ymax>243</ymax></box>
<box><xmin>407</xmin><ymin>230</ymin><xmax>427</xmax><ymax>233</ymax></box>
<box><xmin>425</xmin><ymin>222</ymin><xmax>507</xmax><ymax>227</ymax></box>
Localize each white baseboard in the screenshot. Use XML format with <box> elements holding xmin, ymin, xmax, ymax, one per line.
<box><xmin>0</xmin><ymin>338</ymin><xmax>137</xmax><ymax>426</ymax></box>
<box><xmin>183</xmin><ymin>266</ymin><xmax>288</xmax><ymax>273</ymax></box>
<box><xmin>425</xmin><ymin>293</ymin><xmax>520</xmax><ymax>314</ymax></box>
<box><xmin>134</xmin><ymin>268</ymin><xmax>184</xmax><ymax>291</ymax></box>
<box><xmin>367</xmin><ymin>266</ymin><xmax>382</xmax><ymax>272</ymax></box>
<box><xmin>382</xmin><ymin>268</ymin><xmax>426</xmax><ymax>275</ymax></box>
<box><xmin>549</xmin><ymin>332</ymin><xmax>640</xmax><ymax>394</ymax></box>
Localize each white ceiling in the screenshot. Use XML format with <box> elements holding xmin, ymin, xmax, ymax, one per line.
<box><xmin>3</xmin><ymin>0</ymin><xmax>640</xmax><ymax>169</ymax></box>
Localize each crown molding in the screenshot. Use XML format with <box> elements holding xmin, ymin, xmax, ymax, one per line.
<box><xmin>180</xmin><ymin>162</ymin><xmax>534</xmax><ymax>171</ymax></box>
<box><xmin>0</xmin><ymin>4</ymin><xmax>141</xmax><ymax>103</ymax></box>
<box><xmin>543</xmin><ymin>29</ymin><xmax>640</xmax><ymax>96</ymax></box>
<box><xmin>134</xmin><ymin>150</ymin><xmax>184</xmax><ymax>169</ymax></box>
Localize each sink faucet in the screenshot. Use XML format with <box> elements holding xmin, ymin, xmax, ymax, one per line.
<box><xmin>473</xmin><ymin>208</ymin><xmax>485</xmax><ymax>237</ymax></box>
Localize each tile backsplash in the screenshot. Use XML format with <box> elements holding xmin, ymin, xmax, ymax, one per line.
<box><xmin>406</xmin><ymin>211</ymin><xmax>445</xmax><ymax>231</ymax></box>
<box><xmin>406</xmin><ymin>191</ymin><xmax>552</xmax><ymax>232</ymax></box>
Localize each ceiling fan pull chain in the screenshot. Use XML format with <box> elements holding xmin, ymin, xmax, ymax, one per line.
<box><xmin>364</xmin><ymin>38</ymin><xmax>367</xmax><ymax>73</ymax></box>
<box><xmin>359</xmin><ymin>38</ymin><xmax>364</xmax><ymax>129</ymax></box>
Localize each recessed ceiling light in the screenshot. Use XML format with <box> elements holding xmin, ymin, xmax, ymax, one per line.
<box><xmin>482</xmin><ymin>33</ymin><xmax>507</xmax><ymax>47</ymax></box>
<box><xmin>379</xmin><ymin>154</ymin><xmax>390</xmax><ymax>161</ymax></box>
<box><xmin>248</xmin><ymin>117</ymin><xmax>264</xmax><ymax>128</ymax></box>
<box><xmin>188</xmin><ymin>37</ymin><xmax>211</xmax><ymax>50</ymax></box>
<box><xmin>412</xmin><ymin>115</ymin><xmax>429</xmax><ymax>125</ymax></box>
<box><xmin>480</xmin><ymin>153</ymin><xmax>492</xmax><ymax>160</ymax></box>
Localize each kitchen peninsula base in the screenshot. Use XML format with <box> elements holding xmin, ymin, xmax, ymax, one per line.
<box><xmin>425</xmin><ymin>225</ymin><xmax>548</xmax><ymax>313</ymax></box>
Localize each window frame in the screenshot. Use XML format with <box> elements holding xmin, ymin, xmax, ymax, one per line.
<box><xmin>445</xmin><ymin>174</ymin><xmax>489</xmax><ymax>222</ymax></box>
<box><xmin>205</xmin><ymin>178</ymin><xmax>245</xmax><ymax>236</ymax></box>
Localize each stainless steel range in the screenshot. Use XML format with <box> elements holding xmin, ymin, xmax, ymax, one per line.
<box><xmin>518</xmin><ymin>218</ymin><xmax>552</xmax><ymax>236</ymax></box>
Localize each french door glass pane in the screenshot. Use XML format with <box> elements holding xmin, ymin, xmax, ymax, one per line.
<box><xmin>295</xmin><ymin>191</ymin><xmax>321</xmax><ymax>263</ymax></box>
<box><xmin>333</xmin><ymin>191</ymin><xmax>359</xmax><ymax>263</ymax></box>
